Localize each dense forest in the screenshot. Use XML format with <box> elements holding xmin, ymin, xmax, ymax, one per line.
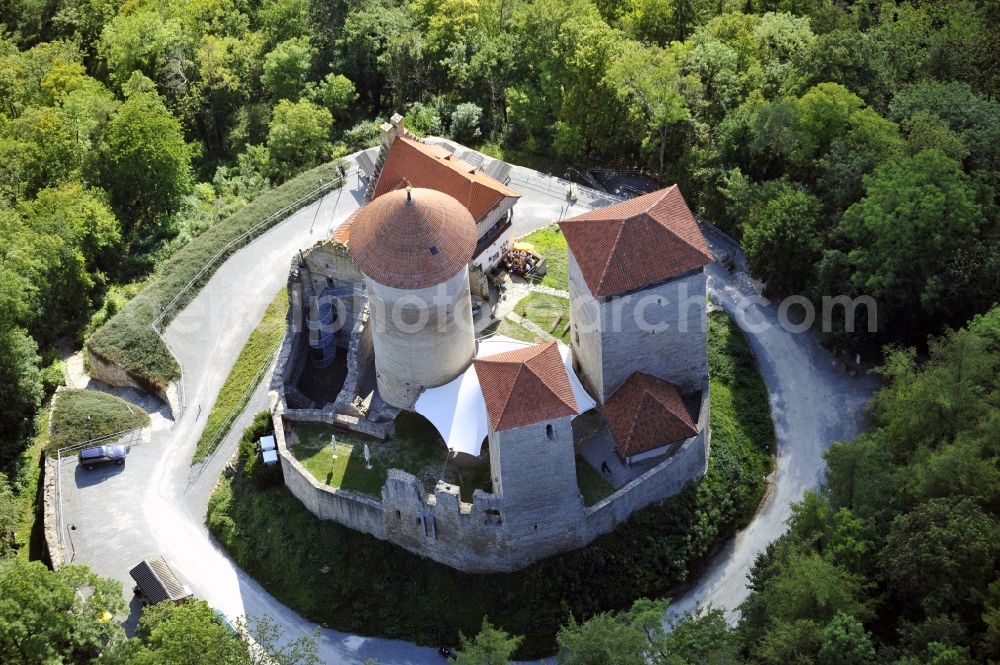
<box><xmin>0</xmin><ymin>0</ymin><xmax>998</xmax><ymax>660</ymax></box>
<box><xmin>1</xmin><ymin>0</ymin><xmax>998</xmax><ymax>464</ymax></box>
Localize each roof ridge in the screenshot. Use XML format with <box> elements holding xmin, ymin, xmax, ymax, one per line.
<box><xmin>523</xmin><ymin>345</ymin><xmax>578</xmax><ymax>414</ymax></box>
<box><xmin>622</xmin><ymin>393</ymin><xmax>648</xmax><ymax>454</ymax></box>
<box><xmin>595</xmin><ymin>217</ymin><xmax>628</xmax><ymax>296</ymax></box>
<box><xmin>647</xmin><ymin>197</ymin><xmax>713</xmax><ymax>261</ymax></box>
<box><xmin>494</xmin><ymin>362</ymin><xmax>525</xmax><ymax>429</ymax></box>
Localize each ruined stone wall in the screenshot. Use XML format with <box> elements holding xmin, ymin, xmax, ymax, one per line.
<box><xmin>585</xmin><ymin>386</ymin><xmax>710</xmax><ymax>537</ymax></box>
<box><xmin>273</xmin><ymin>411</ymin><xmax>387</xmax><ymax>539</ymax></box>
<box><xmin>332</xmin><ymin>306</ymin><xmax>374</xmax><ymax>417</ymax></box>
<box><xmin>301</xmin><ymin>241</ymin><xmax>366</xmax><ymax>342</ymax></box>
<box><xmin>277</xmin><ymin>387</ymin><xmax>710</xmax><ymax>572</ymax></box>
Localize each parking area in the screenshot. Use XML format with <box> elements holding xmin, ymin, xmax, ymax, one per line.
<box><xmin>56</xmin><ymin>390</ymin><xmax>173</xmax><ymax>620</ymax></box>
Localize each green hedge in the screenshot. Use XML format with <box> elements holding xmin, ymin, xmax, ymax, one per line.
<box><xmin>48</xmin><ymin>390</ymin><xmax>150</xmax><ymax>452</ymax></box>
<box><xmin>86</xmin><ymin>161</ymin><xmax>343</xmax><ymax>391</ymax></box>
<box><xmin>207</xmin><ymin>313</ymin><xmax>774</xmax><ymax>657</ymax></box>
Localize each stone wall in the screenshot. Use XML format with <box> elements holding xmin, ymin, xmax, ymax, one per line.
<box><xmin>332</xmin><ymin>306</ymin><xmax>374</xmax><ymax>417</ymax></box>
<box><xmin>487</xmin><ymin>417</ymin><xmax>588</xmax><ymax>558</ymax></box>
<box><xmin>367</xmin><ymin>268</ymin><xmax>476</xmax><ymax>409</ymax></box>
<box><xmin>569</xmin><ymin>253</ymin><xmax>708</xmax><ymax>402</ymax></box>
<box><xmin>300</xmin><ymin>240</ymin><xmax>366</xmax><ymax>339</ymax></box>
<box><xmin>86</xmin><ymin>347</ymin><xmax>183</xmax><ymax>420</ymax></box>
<box><xmin>274</xmin><ymin>411</ymin><xmax>387</xmax><ymax>539</ymax></box>
<box><xmin>276</xmin><ymin>385</ymin><xmax>710</xmax><ymax>573</ymax></box>
<box><xmin>42</xmin><ymin>456</ymin><xmax>63</xmax><ymax>569</ymax></box>
<box><xmin>568</xmin><ymin>253</ymin><xmax>604</xmax><ymax>400</ymax></box>
<box><xmin>585</xmin><ymin>385</ymin><xmax>710</xmax><ymax>538</ymax></box>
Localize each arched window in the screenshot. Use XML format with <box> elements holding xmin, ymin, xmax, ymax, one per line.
<box><xmin>546</xmin><ymin>424</ymin><xmax>554</xmax><ymax>440</ymax></box>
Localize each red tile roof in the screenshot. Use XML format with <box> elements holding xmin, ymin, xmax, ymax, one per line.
<box><xmin>558</xmin><ymin>186</ymin><xmax>713</xmax><ymax>298</ymax></box>
<box><xmin>603</xmin><ymin>372</ymin><xmax>697</xmax><ymax>458</ymax></box>
<box><xmin>331</xmin><ymin>213</ymin><xmax>355</xmax><ymax>245</ymax></box>
<box><xmin>473</xmin><ymin>341</ymin><xmax>579</xmax><ymax>431</ymax></box>
<box><xmin>373</xmin><ymin>137</ymin><xmax>520</xmax><ymax>222</ymax></box>
<box><xmin>348</xmin><ymin>188</ymin><xmax>477</xmax><ymax>289</ymax></box>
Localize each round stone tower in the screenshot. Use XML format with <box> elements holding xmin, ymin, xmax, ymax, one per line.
<box><xmin>348</xmin><ymin>187</ymin><xmax>478</xmax><ymax>409</ymax></box>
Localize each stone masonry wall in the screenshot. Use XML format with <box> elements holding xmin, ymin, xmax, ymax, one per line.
<box><xmin>488</xmin><ymin>417</ymin><xmax>588</xmax><ymax>559</ymax></box>
<box><xmin>86</xmin><ymin>347</ymin><xmax>183</xmax><ymax>420</ymax></box>
<box><xmin>569</xmin><ymin>251</ymin><xmax>708</xmax><ymax>402</ymax></box>
<box><xmin>273</xmin><ymin>409</ymin><xmax>387</xmax><ymax>538</ymax></box>
<box><xmin>585</xmin><ymin>385</ymin><xmax>710</xmax><ymax>537</ymax></box>
<box><xmin>275</xmin><ymin>386</ymin><xmax>709</xmax><ymax>573</ymax></box>
<box><xmin>568</xmin><ymin>253</ymin><xmax>604</xmax><ymax>401</ymax></box>
<box><xmin>599</xmin><ymin>270</ymin><xmax>707</xmax><ymax>397</ymax></box>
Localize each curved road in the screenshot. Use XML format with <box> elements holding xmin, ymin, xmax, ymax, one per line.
<box><xmin>61</xmin><ymin>158</ymin><xmax>876</xmax><ymax>663</ymax></box>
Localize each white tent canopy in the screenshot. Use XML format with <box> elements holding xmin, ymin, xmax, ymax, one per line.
<box><xmin>414</xmin><ymin>336</ymin><xmax>597</xmax><ymax>456</ymax></box>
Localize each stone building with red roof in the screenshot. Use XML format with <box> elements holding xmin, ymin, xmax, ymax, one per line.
<box><xmin>560</xmin><ymin>186</ymin><xmax>713</xmax><ymax>401</ymax></box>
<box><xmin>560</xmin><ymin>186</ymin><xmax>712</xmax><ymax>467</ymax></box>
<box><xmin>268</xmin><ymin>149</ymin><xmax>712</xmax><ymax>573</ymax></box>
<box><xmin>368</xmin><ymin>115</ymin><xmax>520</xmax><ymax>271</ymax></box>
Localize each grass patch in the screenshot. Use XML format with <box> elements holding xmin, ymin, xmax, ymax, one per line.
<box><xmin>48</xmin><ymin>390</ymin><xmax>150</xmax><ymax>452</ymax></box>
<box><xmin>86</xmin><ymin>160</ymin><xmax>344</xmax><ymax>392</ymax></box>
<box><xmin>288</xmin><ymin>413</ymin><xmax>490</xmax><ymax>502</ymax></box>
<box><xmin>481</xmin><ymin>318</ymin><xmax>543</xmax><ymax>343</ymax></box>
<box><xmin>518</xmin><ymin>293</ymin><xmax>571</xmax><ymax>343</ymax></box>
<box><xmin>575</xmin><ymin>455</ymin><xmax>614</xmax><ymax>506</ymax></box>
<box><xmin>207</xmin><ymin>311</ymin><xmax>772</xmax><ymax>658</ymax></box>
<box><xmin>192</xmin><ymin>291</ymin><xmax>289</xmax><ymax>464</ymax></box>
<box><xmin>520</xmin><ymin>225</ymin><xmax>568</xmax><ymax>290</ymax></box>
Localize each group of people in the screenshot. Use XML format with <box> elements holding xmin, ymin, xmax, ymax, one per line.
<box><xmin>501</xmin><ymin>248</ymin><xmax>538</xmax><ymax>276</ymax></box>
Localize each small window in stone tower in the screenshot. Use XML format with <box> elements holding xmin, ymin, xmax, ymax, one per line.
<box><xmin>546</xmin><ymin>424</ymin><xmax>554</xmax><ymax>440</ymax></box>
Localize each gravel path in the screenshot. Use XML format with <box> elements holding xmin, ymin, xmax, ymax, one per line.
<box><xmin>60</xmin><ymin>156</ymin><xmax>877</xmax><ymax>664</ymax></box>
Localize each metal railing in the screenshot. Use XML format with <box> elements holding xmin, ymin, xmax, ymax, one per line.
<box><xmin>151</xmin><ymin>174</ymin><xmax>346</xmax><ymax>333</ymax></box>
<box><xmin>146</xmin><ymin>168</ymin><xmax>349</xmax><ymax>422</ymax></box>
<box><xmin>186</xmin><ymin>343</ymin><xmax>282</xmax><ymax>490</ymax></box>
<box><xmin>55</xmin><ymin>427</ymin><xmax>145</xmax><ymax>563</ymax></box>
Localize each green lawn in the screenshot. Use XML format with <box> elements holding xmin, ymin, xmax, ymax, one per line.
<box><xmin>193</xmin><ymin>291</ymin><xmax>289</xmax><ymax>463</ymax></box>
<box><xmin>575</xmin><ymin>455</ymin><xmax>614</xmax><ymax>506</ymax></box>
<box><xmin>288</xmin><ymin>412</ymin><xmax>490</xmax><ymax>502</ymax></box>
<box><xmin>517</xmin><ymin>293</ymin><xmax>571</xmax><ymax>343</ymax></box>
<box><xmin>48</xmin><ymin>390</ymin><xmax>150</xmax><ymax>452</ymax></box>
<box><xmin>520</xmin><ymin>225</ymin><xmax>568</xmax><ymax>290</ymax></box>
<box><xmin>208</xmin><ymin>310</ymin><xmax>773</xmax><ymax>658</ymax></box>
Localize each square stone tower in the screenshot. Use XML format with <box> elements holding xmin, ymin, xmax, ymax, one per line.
<box><xmin>473</xmin><ymin>341</ymin><xmax>588</xmax><ymax>556</ymax></box>
<box><xmin>559</xmin><ymin>186</ymin><xmax>714</xmax><ymax>403</ymax></box>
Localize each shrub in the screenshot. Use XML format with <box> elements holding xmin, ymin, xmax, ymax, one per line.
<box><xmin>85</xmin><ymin>160</ymin><xmax>343</xmax><ymax>391</ymax></box>
<box><xmin>48</xmin><ymin>389</ymin><xmax>150</xmax><ymax>451</ymax></box>
<box><xmin>39</xmin><ymin>360</ymin><xmax>65</xmax><ymax>398</ymax></box>
<box><xmin>238</xmin><ymin>412</ymin><xmax>282</xmax><ymax>487</ymax></box>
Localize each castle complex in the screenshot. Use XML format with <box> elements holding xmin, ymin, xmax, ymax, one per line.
<box><xmin>269</xmin><ymin>117</ymin><xmax>713</xmax><ymax>573</ymax></box>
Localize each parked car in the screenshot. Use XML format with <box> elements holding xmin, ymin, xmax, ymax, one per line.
<box><xmin>78</xmin><ymin>445</ymin><xmax>126</xmax><ymax>470</ymax></box>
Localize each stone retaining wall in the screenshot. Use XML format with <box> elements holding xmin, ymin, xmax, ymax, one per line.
<box><xmin>86</xmin><ymin>347</ymin><xmax>182</xmax><ymax>420</ymax></box>
<box><xmin>585</xmin><ymin>385</ymin><xmax>710</xmax><ymax>537</ymax></box>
